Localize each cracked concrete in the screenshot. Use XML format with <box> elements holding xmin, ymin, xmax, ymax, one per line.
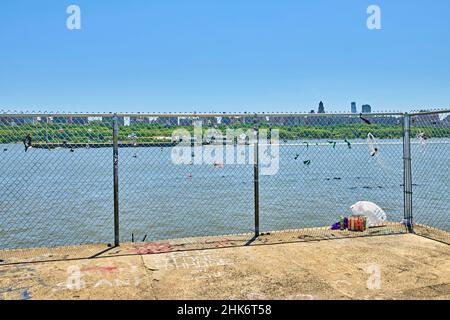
<box><xmin>0</xmin><ymin>233</ymin><xmax>449</xmax><ymax>300</ymax></box>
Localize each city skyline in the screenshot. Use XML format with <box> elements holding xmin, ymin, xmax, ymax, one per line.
<box><xmin>4</xmin><ymin>101</ymin><xmax>449</xmax><ymax>115</ymax></box>
<box><xmin>0</xmin><ymin>100</ymin><xmax>394</xmax><ymax>114</ymax></box>
<box><xmin>3</xmin><ymin>108</ymin><xmax>448</xmax><ymax>127</ymax></box>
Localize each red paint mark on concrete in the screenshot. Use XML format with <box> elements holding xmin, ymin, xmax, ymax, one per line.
<box><xmin>212</xmin><ymin>239</ymin><xmax>233</xmax><ymax>248</ymax></box>
<box><xmin>81</xmin><ymin>266</ymin><xmax>118</xmax><ymax>273</ymax></box>
<box><xmin>204</xmin><ymin>238</ymin><xmax>232</xmax><ymax>248</ymax></box>
<box><xmin>131</xmin><ymin>243</ymin><xmax>174</xmax><ymax>255</ymax></box>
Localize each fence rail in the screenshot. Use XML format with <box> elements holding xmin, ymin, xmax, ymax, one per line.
<box><xmin>0</xmin><ymin>110</ymin><xmax>449</xmax><ymax>253</ymax></box>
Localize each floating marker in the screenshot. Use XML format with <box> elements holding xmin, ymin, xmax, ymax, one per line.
<box><xmin>417</xmin><ymin>131</ymin><xmax>428</xmax><ymax>146</ymax></box>
<box><xmin>344</xmin><ymin>139</ymin><xmax>352</xmax><ymax>149</ymax></box>
<box><xmin>367</xmin><ymin>133</ymin><xmax>379</xmax><ymax>157</ymax></box>
<box><xmin>359</xmin><ymin>114</ymin><xmax>372</xmax><ymax>125</ymax></box>
<box><xmin>23</xmin><ymin>134</ymin><xmax>32</xmax><ymax>152</ymax></box>
<box><xmin>214</xmin><ymin>162</ymin><xmax>224</xmax><ymax>168</ymax></box>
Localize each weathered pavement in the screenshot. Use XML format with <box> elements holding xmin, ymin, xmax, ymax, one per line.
<box><xmin>0</xmin><ymin>233</ymin><xmax>449</xmax><ymax>300</ymax></box>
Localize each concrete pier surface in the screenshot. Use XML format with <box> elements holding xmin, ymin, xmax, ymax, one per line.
<box><xmin>0</xmin><ymin>232</ymin><xmax>449</xmax><ymax>300</ymax></box>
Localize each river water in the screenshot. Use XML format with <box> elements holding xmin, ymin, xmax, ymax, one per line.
<box><xmin>0</xmin><ymin>139</ymin><xmax>448</xmax><ymax>249</ymax></box>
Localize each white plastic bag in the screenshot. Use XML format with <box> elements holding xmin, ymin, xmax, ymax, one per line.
<box><xmin>350</xmin><ymin>201</ymin><xmax>387</xmax><ymax>227</ymax></box>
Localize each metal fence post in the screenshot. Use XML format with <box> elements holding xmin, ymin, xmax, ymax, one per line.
<box><xmin>403</xmin><ymin>113</ymin><xmax>413</xmax><ymax>232</ymax></box>
<box><xmin>113</xmin><ymin>114</ymin><xmax>120</xmax><ymax>246</ymax></box>
<box><xmin>253</xmin><ymin>125</ymin><xmax>260</xmax><ymax>237</ymax></box>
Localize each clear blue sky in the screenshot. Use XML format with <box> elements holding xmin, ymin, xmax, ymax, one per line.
<box><xmin>1</xmin><ymin>0</ymin><xmax>449</xmax><ymax>113</ymax></box>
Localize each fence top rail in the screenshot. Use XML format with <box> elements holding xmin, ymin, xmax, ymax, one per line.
<box><xmin>1</xmin><ymin>111</ymin><xmax>407</xmax><ymax>118</ymax></box>
<box><xmin>409</xmin><ymin>109</ymin><xmax>450</xmax><ymax>116</ymax></box>
<box><xmin>0</xmin><ymin>113</ymin><xmax>116</xmax><ymax>118</ymax></box>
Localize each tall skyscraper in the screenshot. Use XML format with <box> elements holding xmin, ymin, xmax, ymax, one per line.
<box><xmin>361</xmin><ymin>104</ymin><xmax>372</xmax><ymax>113</ymax></box>
<box><xmin>351</xmin><ymin>102</ymin><xmax>357</xmax><ymax>113</ymax></box>
<box><xmin>318</xmin><ymin>101</ymin><xmax>325</xmax><ymax>113</ymax></box>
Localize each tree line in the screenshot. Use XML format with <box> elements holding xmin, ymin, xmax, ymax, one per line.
<box><xmin>0</xmin><ymin>122</ymin><xmax>448</xmax><ymax>144</ymax></box>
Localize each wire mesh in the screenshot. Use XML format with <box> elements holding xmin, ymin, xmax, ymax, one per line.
<box><xmin>0</xmin><ymin>111</ymin><xmax>448</xmax><ymax>260</ymax></box>
<box><xmin>410</xmin><ymin>110</ymin><xmax>450</xmax><ymax>244</ymax></box>
<box><xmin>0</xmin><ymin>114</ymin><xmax>114</xmax><ymax>250</ymax></box>
<box><xmin>117</xmin><ymin>115</ymin><xmax>255</xmax><ymax>243</ymax></box>
<box><xmin>258</xmin><ymin>113</ymin><xmax>408</xmax><ymax>240</ymax></box>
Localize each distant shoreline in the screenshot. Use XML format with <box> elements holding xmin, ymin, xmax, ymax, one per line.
<box><xmin>2</xmin><ymin>138</ymin><xmax>449</xmax><ymax>149</ymax></box>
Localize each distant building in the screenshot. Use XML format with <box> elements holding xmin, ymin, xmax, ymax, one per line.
<box><xmin>52</xmin><ymin>117</ymin><xmax>69</xmax><ymax>124</ymax></box>
<box><xmin>38</xmin><ymin>117</ymin><xmax>50</xmax><ymax>124</ymax></box>
<box><xmin>87</xmin><ymin>117</ymin><xmax>102</xmax><ymax>123</ymax></box>
<box><xmin>130</xmin><ymin>116</ymin><xmax>150</xmax><ymax>124</ymax></box>
<box><xmin>221</xmin><ymin>117</ymin><xmax>232</xmax><ymax>125</ymax></box>
<box><xmin>414</xmin><ymin>110</ymin><xmax>440</xmax><ymax>125</ymax></box>
<box><xmin>351</xmin><ymin>102</ymin><xmax>357</xmax><ymax>113</ymax></box>
<box><xmin>198</xmin><ymin>117</ymin><xmax>218</xmax><ymax>126</ymax></box>
<box><xmin>361</xmin><ymin>104</ymin><xmax>372</xmax><ymax>113</ymax></box>
<box><xmin>51</xmin><ymin>116</ymin><xmax>89</xmax><ymax>124</ymax></box>
<box><xmin>72</xmin><ymin>117</ymin><xmax>89</xmax><ymax>125</ymax></box>
<box><xmin>318</xmin><ymin>101</ymin><xmax>325</xmax><ymax>114</ymax></box>
<box><xmin>371</xmin><ymin>115</ymin><xmax>401</xmax><ymax>125</ymax></box>
<box><xmin>179</xmin><ymin>117</ymin><xmax>193</xmax><ymax>126</ymax></box>
<box><xmin>157</xmin><ymin>117</ymin><xmax>178</xmax><ymax>126</ymax></box>
<box><xmin>101</xmin><ymin>116</ymin><xmax>125</xmax><ymax>125</ymax></box>
<box><xmin>0</xmin><ymin>117</ymin><xmax>12</xmax><ymax>125</ymax></box>
<box><xmin>13</xmin><ymin>117</ymin><xmax>36</xmax><ymax>125</ymax></box>
<box><xmin>442</xmin><ymin>115</ymin><xmax>450</xmax><ymax>127</ymax></box>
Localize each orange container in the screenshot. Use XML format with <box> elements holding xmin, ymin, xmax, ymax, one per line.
<box><xmin>349</xmin><ymin>217</ymin><xmax>355</xmax><ymax>231</ymax></box>
<box><xmin>349</xmin><ymin>216</ymin><xmax>365</xmax><ymax>232</ymax></box>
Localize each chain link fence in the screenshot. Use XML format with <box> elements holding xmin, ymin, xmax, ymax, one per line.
<box><xmin>118</xmin><ymin>115</ymin><xmax>255</xmax><ymax>244</ymax></box>
<box><xmin>0</xmin><ymin>111</ymin><xmax>448</xmax><ymax>260</ymax></box>
<box><xmin>0</xmin><ymin>114</ymin><xmax>114</xmax><ymax>252</ymax></box>
<box><xmin>410</xmin><ymin>110</ymin><xmax>450</xmax><ymax>243</ymax></box>
<box><xmin>259</xmin><ymin>113</ymin><xmax>408</xmax><ymax>241</ymax></box>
